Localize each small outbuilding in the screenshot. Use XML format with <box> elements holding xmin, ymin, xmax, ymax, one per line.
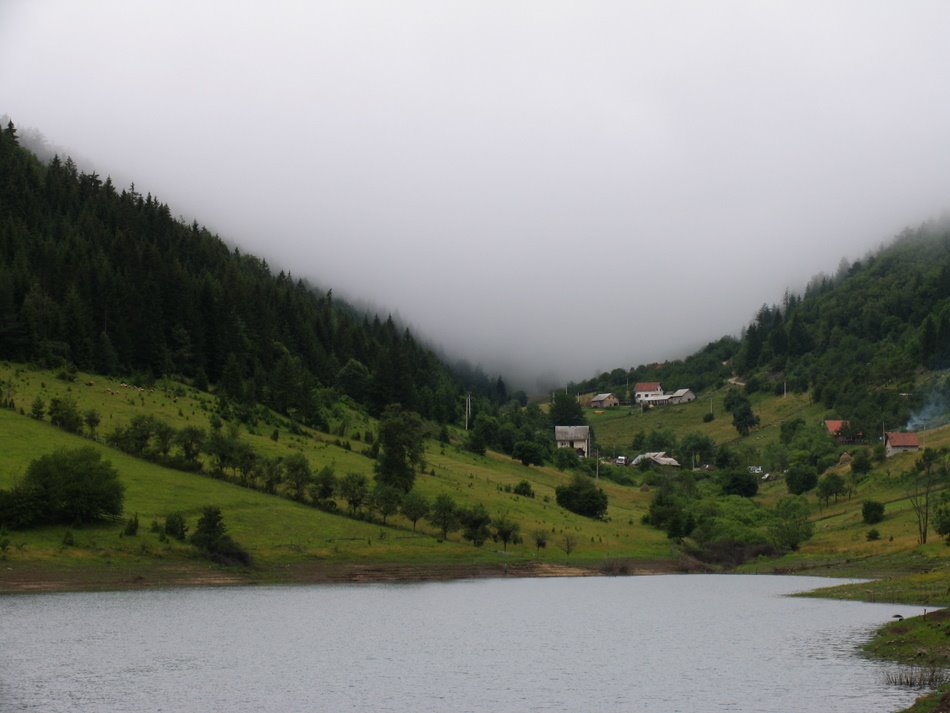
<box><xmin>668</xmin><ymin>388</ymin><xmax>696</xmax><ymax>405</ymax></box>
<box><xmin>590</xmin><ymin>393</ymin><xmax>620</xmax><ymax>408</ymax></box>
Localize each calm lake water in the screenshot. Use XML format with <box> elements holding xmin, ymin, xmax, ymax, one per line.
<box><xmin>0</xmin><ymin>574</ymin><xmax>927</xmax><ymax>712</ymax></box>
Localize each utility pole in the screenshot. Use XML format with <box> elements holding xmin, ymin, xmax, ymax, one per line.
<box><xmin>464</xmin><ymin>392</ymin><xmax>472</xmax><ymax>431</ymax></box>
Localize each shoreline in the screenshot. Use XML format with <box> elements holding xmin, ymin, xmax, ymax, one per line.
<box><xmin>0</xmin><ymin>557</ymin><xmax>694</xmax><ymax>595</ymax></box>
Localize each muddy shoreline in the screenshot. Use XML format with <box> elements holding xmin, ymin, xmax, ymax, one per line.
<box><xmin>0</xmin><ymin>557</ymin><xmax>692</xmax><ymax>595</ymax></box>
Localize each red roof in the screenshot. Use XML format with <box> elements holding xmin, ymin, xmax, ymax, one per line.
<box><xmin>825</xmin><ymin>420</ymin><xmax>848</xmax><ymax>436</ymax></box>
<box><xmin>635</xmin><ymin>382</ymin><xmax>661</xmax><ymax>392</ymax></box>
<box><xmin>886</xmin><ymin>432</ymin><xmax>920</xmax><ymax>448</ymax></box>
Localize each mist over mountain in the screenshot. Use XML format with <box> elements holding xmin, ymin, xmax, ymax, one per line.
<box><xmin>4</xmin><ymin>3</ymin><xmax>950</xmax><ymax>388</ymax></box>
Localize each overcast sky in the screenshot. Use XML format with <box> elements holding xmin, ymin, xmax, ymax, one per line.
<box><xmin>4</xmin><ymin>2</ymin><xmax>950</xmax><ymax>390</ymax></box>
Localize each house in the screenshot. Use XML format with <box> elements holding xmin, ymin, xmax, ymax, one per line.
<box><xmin>631</xmin><ymin>451</ymin><xmax>681</xmax><ymax>467</ymax></box>
<box><xmin>634</xmin><ymin>382</ymin><xmax>663</xmax><ymax>403</ymax></box>
<box><xmin>824</xmin><ymin>420</ymin><xmax>848</xmax><ymax>438</ymax></box>
<box><xmin>824</xmin><ymin>420</ymin><xmax>860</xmax><ymax>443</ymax></box>
<box><xmin>590</xmin><ymin>393</ymin><xmax>619</xmax><ymax>408</ymax></box>
<box><xmin>885</xmin><ymin>431</ymin><xmax>920</xmax><ymax>458</ymax></box>
<box><xmin>668</xmin><ymin>388</ymin><xmax>696</xmax><ymax>405</ymax></box>
<box><xmin>555</xmin><ymin>425</ymin><xmax>591</xmax><ymax>457</ymax></box>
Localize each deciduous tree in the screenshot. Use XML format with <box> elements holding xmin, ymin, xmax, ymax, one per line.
<box><xmin>375</xmin><ymin>404</ymin><xmax>426</xmax><ymax>493</ymax></box>
<box><xmin>400</xmin><ymin>490</ymin><xmax>429</xmax><ymax>531</ymax></box>
<box><xmin>428</xmin><ymin>493</ymin><xmax>459</xmax><ymax>539</ymax></box>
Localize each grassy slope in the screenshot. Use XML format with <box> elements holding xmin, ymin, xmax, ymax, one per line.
<box><xmin>588</xmin><ymin>388</ymin><xmax>823</xmax><ymax>455</ymax></box>
<box><xmin>0</xmin><ymin>364</ymin><xmax>677</xmax><ymax>592</ymax></box>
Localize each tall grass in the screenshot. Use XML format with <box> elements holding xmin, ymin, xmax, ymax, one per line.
<box><xmin>882</xmin><ymin>665</ymin><xmax>949</xmax><ymax>689</ymax></box>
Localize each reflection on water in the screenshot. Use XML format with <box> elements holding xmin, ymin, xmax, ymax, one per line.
<box><xmin>0</xmin><ymin>575</ymin><xmax>926</xmax><ymax>712</ymax></box>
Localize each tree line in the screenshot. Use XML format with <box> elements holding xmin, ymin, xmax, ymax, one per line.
<box><xmin>571</xmin><ymin>219</ymin><xmax>950</xmax><ymax>437</ymax></box>
<box><xmin>0</xmin><ymin>121</ymin><xmax>512</xmax><ymax>426</ymax></box>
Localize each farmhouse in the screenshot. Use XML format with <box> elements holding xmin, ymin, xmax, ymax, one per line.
<box><xmin>884</xmin><ymin>431</ymin><xmax>920</xmax><ymax>458</ymax></box>
<box><xmin>636</xmin><ymin>387</ymin><xmax>696</xmax><ymax>408</ymax></box>
<box><xmin>634</xmin><ymin>382</ymin><xmax>663</xmax><ymax>403</ymax></box>
<box><xmin>590</xmin><ymin>393</ymin><xmax>620</xmax><ymax>408</ymax></box>
<box><xmin>668</xmin><ymin>388</ymin><xmax>696</xmax><ymax>405</ymax></box>
<box><xmin>824</xmin><ymin>419</ymin><xmax>861</xmax><ymax>443</ymax></box>
<box><xmin>555</xmin><ymin>425</ymin><xmax>592</xmax><ymax>457</ymax></box>
<box><xmin>825</xmin><ymin>420</ymin><xmax>848</xmax><ymax>438</ymax></box>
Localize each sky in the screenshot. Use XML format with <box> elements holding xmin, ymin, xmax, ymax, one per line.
<box><xmin>4</xmin><ymin>2</ymin><xmax>950</xmax><ymax>390</ymax></box>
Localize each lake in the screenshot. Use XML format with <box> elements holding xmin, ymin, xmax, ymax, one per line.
<box><xmin>0</xmin><ymin>574</ymin><xmax>927</xmax><ymax>712</ymax></box>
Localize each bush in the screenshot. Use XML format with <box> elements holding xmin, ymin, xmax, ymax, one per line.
<box><xmin>164</xmin><ymin>512</ymin><xmax>188</xmax><ymax>540</ymax></box>
<box><xmin>513</xmin><ymin>480</ymin><xmax>535</xmax><ymax>498</ymax></box>
<box><xmin>190</xmin><ymin>506</ymin><xmax>251</xmax><ymax>566</ymax></box>
<box><xmin>555</xmin><ymin>474</ymin><xmax>608</xmax><ymax>519</ymax></box>
<box><xmin>552</xmin><ymin>447</ymin><xmax>580</xmax><ymax>471</ymax></box>
<box><xmin>48</xmin><ymin>395</ymin><xmax>83</xmax><ymax>433</ymax></box>
<box><xmin>862</xmin><ymin>500</ymin><xmax>885</xmax><ymax>525</ymax></box>
<box><xmin>866</xmin><ymin>528</ymin><xmax>881</xmax><ymax>541</ymax></box>
<box><xmin>0</xmin><ymin>447</ymin><xmax>124</xmax><ymax>528</ymax></box>
<box><xmin>785</xmin><ymin>462</ymin><xmax>818</xmax><ymax>495</ymax></box>
<box><xmin>720</xmin><ymin>470</ymin><xmax>758</xmax><ymax>497</ymax></box>
<box><xmin>123</xmin><ymin>513</ymin><xmax>139</xmax><ymax>536</ymax></box>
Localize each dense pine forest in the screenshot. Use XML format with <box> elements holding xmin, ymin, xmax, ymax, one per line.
<box><xmin>577</xmin><ymin>217</ymin><xmax>950</xmax><ymax>438</ymax></box>
<box><xmin>0</xmin><ymin>121</ymin><xmax>511</xmax><ymax>425</ymax></box>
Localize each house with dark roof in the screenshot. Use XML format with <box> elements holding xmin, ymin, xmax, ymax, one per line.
<box><xmin>885</xmin><ymin>431</ymin><xmax>920</xmax><ymax>457</ymax></box>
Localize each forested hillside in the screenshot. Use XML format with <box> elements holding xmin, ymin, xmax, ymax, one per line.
<box><xmin>0</xmin><ymin>121</ymin><xmax>501</xmax><ymax>424</ymax></box>
<box><xmin>578</xmin><ymin>218</ymin><xmax>950</xmax><ymax>436</ymax></box>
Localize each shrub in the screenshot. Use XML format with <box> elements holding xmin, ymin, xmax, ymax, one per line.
<box><xmin>866</xmin><ymin>528</ymin><xmax>881</xmax><ymax>541</ymax></box>
<box><xmin>513</xmin><ymin>480</ymin><xmax>535</xmax><ymax>498</ymax></box>
<box><xmin>555</xmin><ymin>474</ymin><xmax>608</xmax><ymax>519</ymax></box>
<box><xmin>0</xmin><ymin>447</ymin><xmax>124</xmax><ymax>528</ymax></box>
<box><xmin>552</xmin><ymin>447</ymin><xmax>580</xmax><ymax>471</ymax></box>
<box><xmin>190</xmin><ymin>506</ymin><xmax>251</xmax><ymax>566</ymax></box>
<box><xmin>48</xmin><ymin>395</ymin><xmax>83</xmax><ymax>433</ymax></box>
<box><xmin>786</xmin><ymin>462</ymin><xmax>818</xmax><ymax>495</ymax></box>
<box><xmin>862</xmin><ymin>500</ymin><xmax>885</xmax><ymax>525</ymax></box>
<box><xmin>123</xmin><ymin>513</ymin><xmax>139</xmax><ymax>536</ymax></box>
<box><xmin>720</xmin><ymin>470</ymin><xmax>758</xmax><ymax>497</ymax></box>
<box><xmin>164</xmin><ymin>512</ymin><xmax>188</xmax><ymax>540</ymax></box>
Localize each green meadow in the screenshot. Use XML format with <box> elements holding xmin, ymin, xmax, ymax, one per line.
<box><xmin>3</xmin><ymin>361</ymin><xmax>950</xmax><ymax>600</ymax></box>
<box><xmin>0</xmin><ymin>363</ymin><xmax>677</xmax><ymax>591</ymax></box>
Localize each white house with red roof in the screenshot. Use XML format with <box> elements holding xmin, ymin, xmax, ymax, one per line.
<box><xmin>884</xmin><ymin>431</ymin><xmax>920</xmax><ymax>458</ymax></box>
<box><xmin>634</xmin><ymin>382</ymin><xmax>663</xmax><ymax>403</ymax></box>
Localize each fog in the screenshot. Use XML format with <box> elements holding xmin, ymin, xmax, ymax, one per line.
<box><xmin>4</xmin><ymin>2</ymin><xmax>950</xmax><ymax>389</ymax></box>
